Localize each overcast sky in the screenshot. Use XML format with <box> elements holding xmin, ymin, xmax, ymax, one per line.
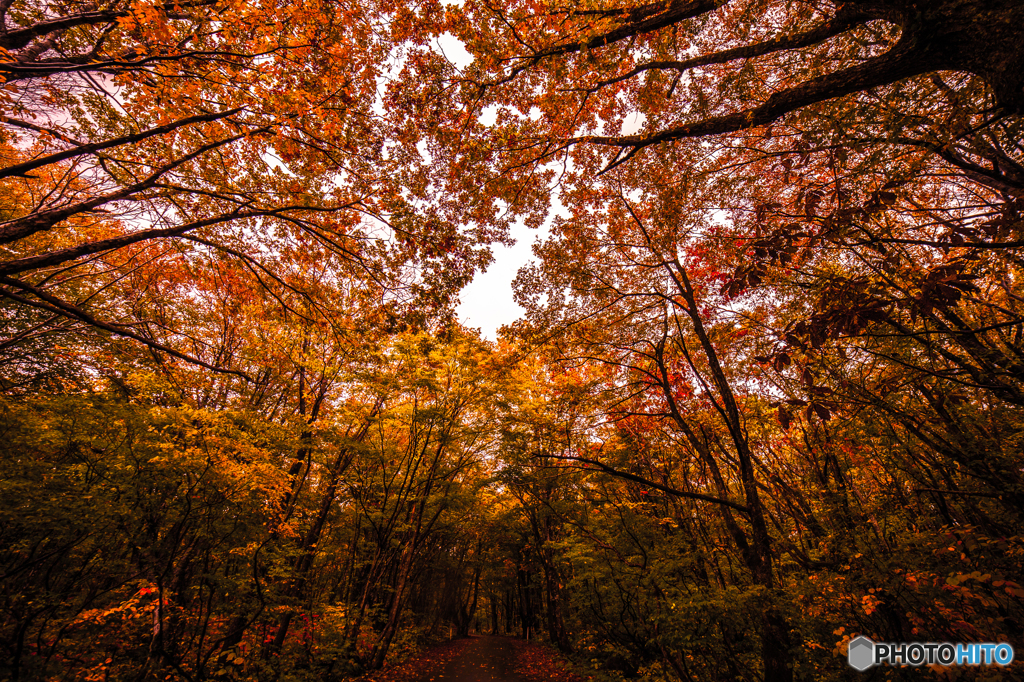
<box><xmin>455</xmin><ymin>225</ymin><xmax>540</xmax><ymax>340</ymax></box>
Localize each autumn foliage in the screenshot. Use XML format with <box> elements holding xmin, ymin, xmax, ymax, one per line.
<box><xmin>3</xmin><ymin>1</ymin><xmax>1024</xmax><ymax>681</ymax></box>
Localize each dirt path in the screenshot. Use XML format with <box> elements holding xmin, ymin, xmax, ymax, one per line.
<box><xmin>358</xmin><ymin>635</ymin><xmax>587</xmax><ymax>682</ymax></box>
<box><xmin>426</xmin><ymin>636</ymin><xmax>522</xmax><ymax>681</ymax></box>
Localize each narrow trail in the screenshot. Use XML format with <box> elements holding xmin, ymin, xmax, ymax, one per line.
<box><xmin>427</xmin><ymin>636</ymin><xmax>521</xmax><ymax>681</ymax></box>
<box><xmin>359</xmin><ymin>635</ymin><xmax>586</xmax><ymax>682</ymax></box>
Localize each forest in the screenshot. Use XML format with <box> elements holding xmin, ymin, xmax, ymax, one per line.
<box><xmin>1</xmin><ymin>0</ymin><xmax>1023</xmax><ymax>680</ymax></box>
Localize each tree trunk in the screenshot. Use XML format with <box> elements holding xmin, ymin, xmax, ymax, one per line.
<box><xmin>669</xmin><ymin>262</ymin><xmax>794</xmax><ymax>682</ymax></box>
<box><xmin>456</xmin><ymin>562</ymin><xmax>482</xmax><ymax>637</ymax></box>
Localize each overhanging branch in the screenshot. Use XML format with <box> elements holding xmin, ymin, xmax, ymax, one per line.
<box><xmin>542</xmin><ymin>452</ymin><xmax>750</xmax><ymax>513</ymax></box>
<box><xmin>588</xmin><ymin>37</ymin><xmax>930</xmax><ymax>173</ymax></box>
<box><xmin>0</xmin><ymin>275</ymin><xmax>252</xmax><ymax>381</ymax></box>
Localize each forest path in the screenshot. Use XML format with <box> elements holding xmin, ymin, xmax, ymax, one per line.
<box><xmin>360</xmin><ymin>635</ymin><xmax>586</xmax><ymax>682</ymax></box>
<box><xmin>425</xmin><ymin>635</ymin><xmax>521</xmax><ymax>681</ymax></box>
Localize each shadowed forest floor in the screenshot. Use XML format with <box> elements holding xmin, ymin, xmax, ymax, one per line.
<box><xmin>358</xmin><ymin>636</ymin><xmax>589</xmax><ymax>682</ymax></box>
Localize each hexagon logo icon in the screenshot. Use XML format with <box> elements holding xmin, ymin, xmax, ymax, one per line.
<box><xmin>848</xmin><ymin>636</ymin><xmax>875</xmax><ymax>671</ymax></box>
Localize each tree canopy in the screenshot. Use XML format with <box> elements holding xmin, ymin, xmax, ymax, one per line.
<box><xmin>2</xmin><ymin>1</ymin><xmax>1023</xmax><ymax>681</ymax></box>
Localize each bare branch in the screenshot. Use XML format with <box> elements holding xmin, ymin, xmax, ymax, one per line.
<box><xmin>589</xmin><ymin>38</ymin><xmax>931</xmax><ymax>173</ymax></box>
<box><xmin>0</xmin><ymin>275</ymin><xmax>252</xmax><ymax>380</ymax></box>
<box><xmin>581</xmin><ymin>6</ymin><xmax>867</xmax><ymax>93</ymax></box>
<box><xmin>529</xmin><ymin>0</ymin><xmax>730</xmax><ymax>61</ymax></box>
<box><xmin>0</xmin><ymin>108</ymin><xmax>244</xmax><ymax>180</ymax></box>
<box><xmin>542</xmin><ymin>452</ymin><xmax>751</xmax><ymax>513</ymax></box>
<box><xmin>0</xmin><ymin>0</ymin><xmax>216</xmax><ymax>51</ymax></box>
<box><xmin>0</xmin><ymin>128</ymin><xmax>260</xmax><ymax>245</ymax></box>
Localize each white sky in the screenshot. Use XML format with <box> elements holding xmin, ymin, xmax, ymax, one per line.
<box><xmin>456</xmin><ymin>221</ymin><xmax>543</xmax><ymax>340</ymax></box>
<box><xmin>434</xmin><ymin>33</ymin><xmax>644</xmax><ymax>340</ymax></box>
